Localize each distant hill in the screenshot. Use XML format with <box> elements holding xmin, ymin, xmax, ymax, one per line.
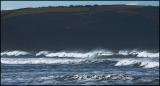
<box><xmin>1</xmin><ymin>5</ymin><xmax>159</xmax><ymax>51</ymax></box>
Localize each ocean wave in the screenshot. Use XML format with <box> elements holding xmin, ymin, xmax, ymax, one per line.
<box><xmin>115</xmin><ymin>59</ymin><xmax>159</xmax><ymax>68</ymax></box>
<box><xmin>118</xmin><ymin>50</ymin><xmax>159</xmax><ymax>57</ymax></box>
<box><xmin>1</xmin><ymin>57</ymin><xmax>109</xmax><ymax>65</ymax></box>
<box><xmin>1</xmin><ymin>58</ymin><xmax>86</xmax><ymax>64</ymax></box>
<box><xmin>1</xmin><ymin>49</ymin><xmax>159</xmax><ymax>58</ymax></box>
<box><xmin>35</xmin><ymin>50</ymin><xmax>113</xmax><ymax>58</ymax></box>
<box><xmin>136</xmin><ymin>51</ymin><xmax>159</xmax><ymax>57</ymax></box>
<box><xmin>1</xmin><ymin>57</ymin><xmax>159</xmax><ymax>68</ymax></box>
<box><xmin>1</xmin><ymin>50</ymin><xmax>31</xmax><ymax>56</ymax></box>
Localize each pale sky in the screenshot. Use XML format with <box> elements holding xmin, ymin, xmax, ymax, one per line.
<box><xmin>1</xmin><ymin>1</ymin><xmax>159</xmax><ymax>10</ymax></box>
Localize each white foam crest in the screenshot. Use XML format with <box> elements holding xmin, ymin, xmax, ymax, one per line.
<box><xmin>136</xmin><ymin>51</ymin><xmax>159</xmax><ymax>57</ymax></box>
<box><xmin>1</xmin><ymin>58</ymin><xmax>87</xmax><ymax>64</ymax></box>
<box><xmin>115</xmin><ymin>59</ymin><xmax>159</xmax><ymax>68</ymax></box>
<box><xmin>129</xmin><ymin>50</ymin><xmax>159</xmax><ymax>57</ymax></box>
<box><xmin>118</xmin><ymin>50</ymin><xmax>159</xmax><ymax>57</ymax></box>
<box><xmin>45</xmin><ymin>52</ymin><xmax>92</xmax><ymax>58</ymax></box>
<box><xmin>140</xmin><ymin>62</ymin><xmax>159</xmax><ymax>68</ymax></box>
<box><xmin>118</xmin><ymin>50</ymin><xmax>129</xmax><ymax>55</ymax></box>
<box><xmin>1</xmin><ymin>50</ymin><xmax>30</xmax><ymax>56</ymax></box>
<box><xmin>35</xmin><ymin>50</ymin><xmax>114</xmax><ymax>58</ymax></box>
<box><xmin>115</xmin><ymin>59</ymin><xmax>140</xmax><ymax>66</ymax></box>
<box><xmin>1</xmin><ymin>49</ymin><xmax>159</xmax><ymax>58</ymax></box>
<box><xmin>92</xmin><ymin>49</ymin><xmax>114</xmax><ymax>56</ymax></box>
<box><xmin>35</xmin><ymin>51</ymin><xmax>50</xmax><ymax>56</ymax></box>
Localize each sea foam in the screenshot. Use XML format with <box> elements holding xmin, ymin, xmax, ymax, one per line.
<box><xmin>1</xmin><ymin>50</ymin><xmax>30</xmax><ymax>56</ymax></box>
<box><xmin>1</xmin><ymin>49</ymin><xmax>159</xmax><ymax>58</ymax></box>
<box><xmin>115</xmin><ymin>59</ymin><xmax>159</xmax><ymax>68</ymax></box>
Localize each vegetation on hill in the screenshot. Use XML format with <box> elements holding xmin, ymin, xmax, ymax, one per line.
<box><xmin>1</xmin><ymin>5</ymin><xmax>159</xmax><ymax>51</ymax></box>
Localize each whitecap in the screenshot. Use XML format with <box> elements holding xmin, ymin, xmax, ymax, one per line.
<box><xmin>35</xmin><ymin>49</ymin><xmax>114</xmax><ymax>58</ymax></box>
<box><xmin>1</xmin><ymin>50</ymin><xmax>30</xmax><ymax>56</ymax></box>
<box><xmin>115</xmin><ymin>59</ymin><xmax>159</xmax><ymax>68</ymax></box>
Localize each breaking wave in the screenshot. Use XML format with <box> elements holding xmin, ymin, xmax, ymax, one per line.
<box><xmin>35</xmin><ymin>50</ymin><xmax>113</xmax><ymax>58</ymax></box>
<box><xmin>1</xmin><ymin>50</ymin><xmax>30</xmax><ymax>56</ymax></box>
<box><xmin>1</xmin><ymin>49</ymin><xmax>159</xmax><ymax>58</ymax></box>
<box><xmin>1</xmin><ymin>57</ymin><xmax>159</xmax><ymax>69</ymax></box>
<box><xmin>115</xmin><ymin>59</ymin><xmax>159</xmax><ymax>68</ymax></box>
<box><xmin>1</xmin><ymin>49</ymin><xmax>159</xmax><ymax>68</ymax></box>
<box><xmin>1</xmin><ymin>58</ymin><xmax>88</xmax><ymax>64</ymax></box>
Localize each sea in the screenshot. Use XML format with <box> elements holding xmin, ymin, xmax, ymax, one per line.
<box><xmin>1</xmin><ymin>49</ymin><xmax>159</xmax><ymax>85</ymax></box>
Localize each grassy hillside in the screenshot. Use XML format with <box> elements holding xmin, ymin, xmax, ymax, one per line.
<box><xmin>1</xmin><ymin>5</ymin><xmax>159</xmax><ymax>51</ymax></box>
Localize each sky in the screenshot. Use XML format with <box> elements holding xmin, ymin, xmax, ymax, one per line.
<box><xmin>1</xmin><ymin>1</ymin><xmax>159</xmax><ymax>10</ymax></box>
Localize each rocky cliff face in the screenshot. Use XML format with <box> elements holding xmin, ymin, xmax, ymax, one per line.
<box><xmin>1</xmin><ymin>5</ymin><xmax>159</xmax><ymax>51</ymax></box>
